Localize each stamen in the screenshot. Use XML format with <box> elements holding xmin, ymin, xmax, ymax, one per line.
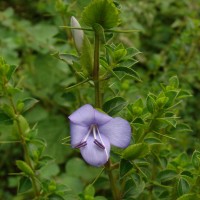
<box><xmin>75</xmin><ymin>141</ymin><xmax>87</xmax><ymax>148</ymax></box>
<box><xmin>82</xmin><ymin>126</ymin><xmax>93</xmax><ymax>141</ymax></box>
<box><xmin>93</xmin><ymin>125</ymin><xmax>97</xmax><ymax>139</ymax></box>
<box><xmin>94</xmin><ymin>139</ymin><xmax>105</xmax><ymax>149</ymax></box>
<box><xmin>96</xmin><ymin>127</ymin><xmax>109</xmax><ymax>161</ymax></box>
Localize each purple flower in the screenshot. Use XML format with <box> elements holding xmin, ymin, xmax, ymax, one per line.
<box><xmin>68</xmin><ymin>104</ymin><xmax>131</xmax><ymax>167</ymax></box>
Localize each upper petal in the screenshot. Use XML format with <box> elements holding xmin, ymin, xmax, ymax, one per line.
<box><xmin>94</xmin><ymin>109</ymin><xmax>112</xmax><ymax>125</ymax></box>
<box><xmin>99</xmin><ymin>117</ymin><xmax>131</xmax><ymax>148</ymax></box>
<box><xmin>80</xmin><ymin>134</ymin><xmax>110</xmax><ymax>167</ymax></box>
<box><xmin>70</xmin><ymin>122</ymin><xmax>89</xmax><ymax>148</ymax></box>
<box><xmin>68</xmin><ymin>104</ymin><xmax>95</xmax><ymax>126</ymax></box>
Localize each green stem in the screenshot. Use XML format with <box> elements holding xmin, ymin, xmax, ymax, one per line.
<box><xmin>93</xmin><ymin>32</ymin><xmax>101</xmax><ymax>108</ymax></box>
<box><xmin>12</xmin><ymin>99</ymin><xmax>40</xmax><ymax>197</ymax></box>
<box><xmin>2</xmin><ymin>77</ymin><xmax>40</xmax><ymax>198</ymax></box>
<box><xmin>93</xmin><ymin>31</ymin><xmax>119</xmax><ymax>199</ymax></box>
<box><xmin>105</xmin><ymin>160</ymin><xmax>120</xmax><ymax>200</ymax></box>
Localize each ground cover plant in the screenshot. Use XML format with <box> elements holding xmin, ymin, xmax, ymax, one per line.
<box><xmin>0</xmin><ymin>0</ymin><xmax>200</xmax><ymax>199</ymax></box>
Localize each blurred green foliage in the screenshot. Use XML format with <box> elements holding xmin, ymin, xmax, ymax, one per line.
<box><xmin>0</xmin><ymin>0</ymin><xmax>200</xmax><ymax>199</ymax></box>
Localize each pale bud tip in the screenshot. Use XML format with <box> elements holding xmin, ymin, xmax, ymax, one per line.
<box><xmin>70</xmin><ymin>16</ymin><xmax>84</xmax><ymax>53</ymax></box>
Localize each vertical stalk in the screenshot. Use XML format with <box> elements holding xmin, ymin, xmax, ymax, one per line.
<box><xmin>93</xmin><ymin>31</ymin><xmax>119</xmax><ymax>199</ymax></box>
<box><xmin>93</xmin><ymin>32</ymin><xmax>101</xmax><ymax>108</ymax></box>
<box><xmin>2</xmin><ymin>77</ymin><xmax>39</xmax><ymax>198</ymax></box>
<box><xmin>11</xmin><ymin>98</ymin><xmax>40</xmax><ymax>197</ymax></box>
<box><xmin>105</xmin><ymin>160</ymin><xmax>120</xmax><ymax>200</ymax></box>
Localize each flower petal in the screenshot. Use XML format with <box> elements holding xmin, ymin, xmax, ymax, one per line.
<box><xmin>94</xmin><ymin>109</ymin><xmax>112</xmax><ymax>125</ymax></box>
<box><xmin>99</xmin><ymin>117</ymin><xmax>131</xmax><ymax>148</ymax></box>
<box><xmin>80</xmin><ymin>134</ymin><xmax>110</xmax><ymax>167</ymax></box>
<box><xmin>70</xmin><ymin>122</ymin><xmax>89</xmax><ymax>148</ymax></box>
<box><xmin>68</xmin><ymin>104</ymin><xmax>95</xmax><ymax>126</ymax></box>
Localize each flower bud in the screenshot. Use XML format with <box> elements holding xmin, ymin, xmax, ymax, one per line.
<box><xmin>70</xmin><ymin>16</ymin><xmax>84</xmax><ymax>53</ymax></box>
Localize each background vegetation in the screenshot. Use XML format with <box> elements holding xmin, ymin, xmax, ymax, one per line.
<box><xmin>0</xmin><ymin>0</ymin><xmax>200</xmax><ymax>199</ymax></box>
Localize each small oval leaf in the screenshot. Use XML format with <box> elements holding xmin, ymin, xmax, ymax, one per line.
<box><xmin>122</xmin><ymin>143</ymin><xmax>150</xmax><ymax>160</ymax></box>
<box><xmin>16</xmin><ymin>160</ymin><xmax>34</xmax><ymax>176</ymax></box>
<box><xmin>146</xmin><ymin>95</ymin><xmax>156</xmax><ymax>113</ymax></box>
<box><xmin>103</xmin><ymin>96</ymin><xmax>127</xmax><ymax>116</ymax></box>
<box><xmin>18</xmin><ymin>176</ymin><xmax>32</xmax><ymax>194</ymax></box>
<box><xmin>177</xmin><ymin>178</ymin><xmax>190</xmax><ymax>196</ymax></box>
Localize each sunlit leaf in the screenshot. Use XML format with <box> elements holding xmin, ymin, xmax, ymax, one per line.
<box><xmin>22</xmin><ymin>98</ymin><xmax>39</xmax><ymax>113</ymax></box>
<box><xmin>169</xmin><ymin>76</ymin><xmax>179</xmax><ymax>89</ymax></box>
<box><xmin>6</xmin><ymin>65</ymin><xmax>18</xmax><ymax>80</ymax></box>
<box><xmin>16</xmin><ymin>160</ymin><xmax>34</xmax><ymax>176</ymax></box>
<box><xmin>113</xmin><ymin>66</ymin><xmax>141</xmax><ymax>81</ymax></box>
<box><xmin>177</xmin><ymin>178</ymin><xmax>190</xmax><ymax>196</ymax></box>
<box><xmin>122</xmin><ymin>143</ymin><xmax>150</xmax><ymax>160</ymax></box>
<box><xmin>52</xmin><ymin>52</ymin><xmax>79</xmax><ymax>65</ymax></box>
<box><xmin>82</xmin><ymin>0</ymin><xmax>119</xmax><ymax>29</ymax></box>
<box><xmin>176</xmin><ymin>193</ymin><xmax>200</xmax><ymax>200</ymax></box>
<box><xmin>157</xmin><ymin>169</ymin><xmax>177</xmax><ymax>182</ymax></box>
<box><xmin>18</xmin><ymin>177</ymin><xmax>32</xmax><ymax>194</ymax></box>
<box><xmin>146</xmin><ymin>94</ymin><xmax>156</xmax><ymax>113</ymax></box>
<box><xmin>103</xmin><ymin>96</ymin><xmax>127</xmax><ymax>116</ymax></box>
<box><xmin>0</xmin><ymin>111</ymin><xmax>12</xmax><ymax>125</ymax></box>
<box><xmin>192</xmin><ymin>150</ymin><xmax>200</xmax><ymax>170</ymax></box>
<box><xmin>120</xmin><ymin>159</ymin><xmax>133</xmax><ymax>178</ymax></box>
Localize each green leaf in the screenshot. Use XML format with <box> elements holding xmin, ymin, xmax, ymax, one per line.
<box><xmin>64</xmin><ymin>78</ymin><xmax>90</xmax><ymax>91</ymax></box>
<box><xmin>22</xmin><ymin>98</ymin><xmax>39</xmax><ymax>113</ymax></box>
<box><xmin>37</xmin><ymin>155</ymin><xmax>54</xmax><ymax>169</ymax></box>
<box><xmin>94</xmin><ymin>197</ymin><xmax>107</xmax><ymax>200</ymax></box>
<box><xmin>177</xmin><ymin>178</ymin><xmax>190</xmax><ymax>196</ymax></box>
<box><xmin>114</xmin><ymin>49</ymin><xmax>127</xmax><ymax>62</ymax></box>
<box><xmin>192</xmin><ymin>150</ymin><xmax>200</xmax><ymax>170</ymax></box>
<box><xmin>28</xmin><ymin>139</ymin><xmax>46</xmax><ymax>161</ymax></box>
<box><xmin>16</xmin><ymin>115</ymin><xmax>30</xmax><ymax>135</ymax></box>
<box><xmin>48</xmin><ymin>194</ymin><xmax>65</xmax><ymax>200</ymax></box>
<box><xmin>177</xmin><ymin>90</ymin><xmax>192</xmax><ymax>99</ymax></box>
<box><xmin>144</xmin><ymin>137</ymin><xmax>162</xmax><ymax>145</ymax></box>
<box><xmin>169</xmin><ymin>76</ymin><xmax>179</xmax><ymax>89</ymax></box>
<box><xmin>177</xmin><ymin>193</ymin><xmax>200</xmax><ymax>200</ymax></box>
<box><xmin>16</xmin><ymin>160</ymin><xmax>34</xmax><ymax>176</ymax></box>
<box><xmin>113</xmin><ymin>66</ymin><xmax>141</xmax><ymax>81</ymax></box>
<box><xmin>80</xmin><ymin>36</ymin><xmax>93</xmax><ymax>74</ymax></box>
<box><xmin>164</xmin><ymin>90</ymin><xmax>178</xmax><ymax>108</ymax></box>
<box><xmin>156</xmin><ymin>117</ymin><xmax>177</xmax><ymax>128</ymax></box>
<box><xmin>18</xmin><ymin>176</ymin><xmax>32</xmax><ymax>194</ymax></box>
<box><xmin>2</xmin><ymin>104</ymin><xmax>15</xmax><ymax>118</ymax></box>
<box><xmin>82</xmin><ymin>0</ymin><xmax>119</xmax><ymax>29</ymax></box>
<box><xmin>93</xmin><ymin>23</ymin><xmax>106</xmax><ymax>42</ymax></box>
<box><xmin>133</xmin><ymin>98</ymin><xmax>143</xmax><ymax>107</ymax></box>
<box><xmin>120</xmin><ymin>159</ymin><xmax>133</xmax><ymax>178</ymax></box>
<box><xmin>39</xmin><ymin>162</ymin><xmax>60</xmax><ymax>179</ymax></box>
<box><xmin>156</xmin><ymin>97</ymin><xmax>169</xmax><ymax>107</ymax></box>
<box><xmin>65</xmin><ymin>158</ymin><xmax>99</xmax><ymax>181</ymax></box>
<box><xmin>123</xmin><ymin>174</ymin><xmax>145</xmax><ymax>199</ymax></box>
<box><xmin>0</xmin><ymin>111</ymin><xmax>12</xmax><ymax>125</ymax></box>
<box><xmin>100</xmin><ymin>58</ymin><xmax>120</xmax><ymax>80</ymax></box>
<box><xmin>175</xmin><ymin>123</ymin><xmax>192</xmax><ymax>132</ymax></box>
<box><xmin>52</xmin><ymin>52</ymin><xmax>79</xmax><ymax>65</ymax></box>
<box><xmin>132</xmin><ymin>117</ymin><xmax>145</xmax><ymax>125</ymax></box>
<box><xmin>84</xmin><ymin>184</ymin><xmax>95</xmax><ymax>198</ymax></box>
<box><xmin>6</xmin><ymin>65</ymin><xmax>18</xmax><ymax>80</ymax></box>
<box><xmin>122</xmin><ymin>143</ymin><xmax>150</xmax><ymax>160</ymax></box>
<box><xmin>157</xmin><ymin>169</ymin><xmax>177</xmax><ymax>182</ymax></box>
<box><xmin>146</xmin><ymin>95</ymin><xmax>156</xmax><ymax>113</ymax></box>
<box><xmin>103</xmin><ymin>96</ymin><xmax>127</xmax><ymax>116</ymax></box>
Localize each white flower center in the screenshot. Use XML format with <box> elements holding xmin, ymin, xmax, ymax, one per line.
<box><xmin>75</xmin><ymin>124</ymin><xmax>105</xmax><ymax>149</ymax></box>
